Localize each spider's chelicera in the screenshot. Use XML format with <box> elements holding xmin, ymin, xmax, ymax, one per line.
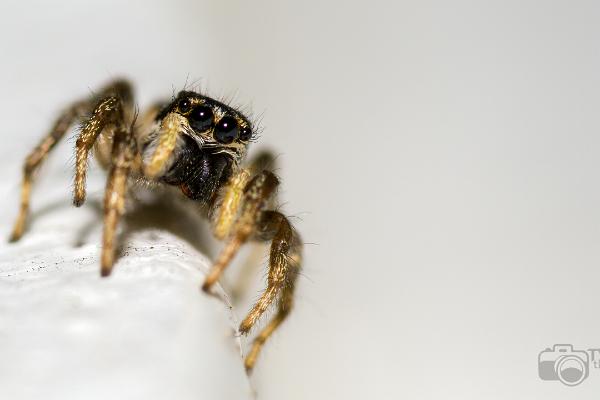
<box><xmin>9</xmin><ymin>79</ymin><xmax>302</xmax><ymax>373</ymax></box>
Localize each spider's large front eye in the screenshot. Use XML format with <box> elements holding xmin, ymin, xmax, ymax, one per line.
<box><xmin>214</xmin><ymin>116</ymin><xmax>239</xmax><ymax>144</ymax></box>
<box><xmin>189</xmin><ymin>105</ymin><xmax>214</xmax><ymax>131</ymax></box>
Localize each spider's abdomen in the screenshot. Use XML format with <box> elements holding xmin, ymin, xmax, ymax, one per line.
<box><xmin>162</xmin><ymin>135</ymin><xmax>232</xmax><ymax>202</ymax></box>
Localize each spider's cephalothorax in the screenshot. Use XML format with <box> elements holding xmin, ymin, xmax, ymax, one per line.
<box><xmin>141</xmin><ymin>91</ymin><xmax>254</xmax><ymax>203</ymax></box>
<box><xmin>9</xmin><ymin>80</ymin><xmax>302</xmax><ymax>373</ymax></box>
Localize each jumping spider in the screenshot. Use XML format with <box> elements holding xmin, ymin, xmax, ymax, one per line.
<box><xmin>9</xmin><ymin>79</ymin><xmax>302</xmax><ymax>372</ymax></box>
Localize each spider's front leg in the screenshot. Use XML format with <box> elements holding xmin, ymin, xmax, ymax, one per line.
<box><xmin>73</xmin><ymin>95</ymin><xmax>130</xmax><ymax>206</ymax></box>
<box><xmin>70</xmin><ymin>88</ymin><xmax>137</xmax><ymax>276</ymax></box>
<box><xmin>204</xmin><ymin>151</ymin><xmax>278</xmax><ymax>287</ymax></box>
<box><xmin>241</xmin><ymin>209</ymin><xmax>301</xmax><ymax>372</ymax></box>
<box><xmin>99</xmin><ymin>126</ymin><xmax>137</xmax><ymax>276</ymax></box>
<box><xmin>203</xmin><ymin>171</ymin><xmax>278</xmax><ymax>290</ymax></box>
<box><xmin>205</xmin><ymin>169</ymin><xmax>302</xmax><ymax>372</ymax></box>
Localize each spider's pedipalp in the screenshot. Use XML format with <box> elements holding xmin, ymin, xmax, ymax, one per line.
<box><xmin>142</xmin><ymin>112</ymin><xmax>188</xmax><ymax>179</ymax></box>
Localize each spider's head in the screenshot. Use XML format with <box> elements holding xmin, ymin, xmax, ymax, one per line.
<box><xmin>141</xmin><ymin>91</ymin><xmax>254</xmax><ymax>200</ymax></box>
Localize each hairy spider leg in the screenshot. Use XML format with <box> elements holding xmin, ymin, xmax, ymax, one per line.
<box><xmin>205</xmin><ymin>168</ymin><xmax>302</xmax><ymax>372</ymax></box>
<box><xmin>203</xmin><ymin>171</ymin><xmax>279</xmax><ymax>291</ymax></box>
<box><xmin>10</xmin><ymin>80</ymin><xmax>132</xmax><ymax>241</ymax></box>
<box><xmin>242</xmin><ymin>209</ymin><xmax>301</xmax><ymax>372</ymax></box>
<box><xmin>101</xmin><ymin>123</ymin><xmax>137</xmax><ymax>276</ymax></box>
<box><xmin>207</xmin><ymin>150</ymin><xmax>277</xmax><ymax>304</ymax></box>
<box><xmin>74</xmin><ymin>81</ymin><xmax>134</xmax><ymax>206</ymax></box>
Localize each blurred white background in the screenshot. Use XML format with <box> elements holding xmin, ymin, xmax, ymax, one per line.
<box><xmin>1</xmin><ymin>1</ymin><xmax>600</xmax><ymax>399</ymax></box>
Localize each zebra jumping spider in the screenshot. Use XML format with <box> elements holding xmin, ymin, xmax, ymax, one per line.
<box><xmin>9</xmin><ymin>79</ymin><xmax>302</xmax><ymax>372</ymax></box>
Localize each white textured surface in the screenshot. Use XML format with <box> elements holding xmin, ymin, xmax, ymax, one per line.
<box><xmin>0</xmin><ymin>166</ymin><xmax>252</xmax><ymax>399</ymax></box>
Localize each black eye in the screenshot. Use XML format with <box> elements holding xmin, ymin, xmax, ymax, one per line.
<box><xmin>239</xmin><ymin>126</ymin><xmax>252</xmax><ymax>141</ymax></box>
<box><xmin>189</xmin><ymin>105</ymin><xmax>214</xmax><ymax>131</ymax></box>
<box><xmin>214</xmin><ymin>116</ymin><xmax>239</xmax><ymax>144</ymax></box>
<box><xmin>178</xmin><ymin>99</ymin><xmax>192</xmax><ymax>113</ymax></box>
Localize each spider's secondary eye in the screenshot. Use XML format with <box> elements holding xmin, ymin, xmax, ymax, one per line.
<box><xmin>189</xmin><ymin>105</ymin><xmax>214</xmax><ymax>131</ymax></box>
<box><xmin>214</xmin><ymin>116</ymin><xmax>239</xmax><ymax>144</ymax></box>
<box><xmin>239</xmin><ymin>126</ymin><xmax>252</xmax><ymax>141</ymax></box>
<box><xmin>178</xmin><ymin>99</ymin><xmax>192</xmax><ymax>114</ymax></box>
